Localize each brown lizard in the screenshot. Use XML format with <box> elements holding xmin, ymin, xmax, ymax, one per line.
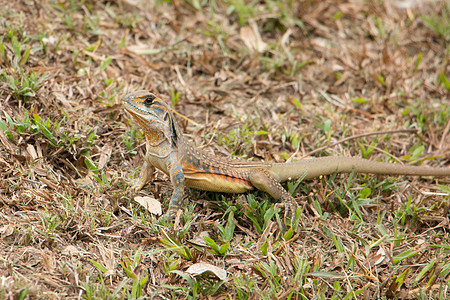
<box><xmin>123</xmin><ymin>90</ymin><xmax>450</xmax><ymax>219</ymax></box>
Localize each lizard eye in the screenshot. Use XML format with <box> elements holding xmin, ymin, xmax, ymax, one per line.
<box><xmin>143</xmin><ymin>94</ymin><xmax>156</xmax><ymax>106</ymax></box>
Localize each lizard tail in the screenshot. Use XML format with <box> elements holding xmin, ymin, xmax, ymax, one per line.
<box><xmin>268</xmin><ymin>157</ymin><xmax>450</xmax><ymax>182</ymax></box>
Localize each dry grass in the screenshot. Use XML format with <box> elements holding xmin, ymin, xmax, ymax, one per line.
<box><xmin>0</xmin><ymin>0</ymin><xmax>449</xmax><ymax>299</ymax></box>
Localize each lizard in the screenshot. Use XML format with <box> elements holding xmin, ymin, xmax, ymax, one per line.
<box><xmin>123</xmin><ymin>90</ymin><xmax>450</xmax><ymax>220</ymax></box>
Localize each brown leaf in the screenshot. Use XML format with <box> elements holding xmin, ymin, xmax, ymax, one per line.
<box><xmin>186</xmin><ymin>262</ymin><xmax>227</xmax><ymax>281</ymax></box>
<box><xmin>0</xmin><ymin>130</ymin><xmax>14</xmax><ymax>153</ymax></box>
<box><xmin>26</xmin><ymin>144</ymin><xmax>38</xmax><ymax>160</ymax></box>
<box><xmin>98</xmin><ymin>144</ymin><xmax>113</xmax><ymax>170</ymax></box>
<box><xmin>134</xmin><ymin>196</ymin><xmax>162</xmax><ymax>216</ymax></box>
<box><xmin>40</xmin><ymin>249</ymin><xmax>56</xmax><ymax>273</ymax></box>
<box><xmin>62</xmin><ymin>245</ymin><xmax>81</xmax><ymax>256</ymax></box>
<box><xmin>0</xmin><ymin>225</ymin><xmax>14</xmax><ymax>237</ymax></box>
<box><xmin>97</xmin><ymin>244</ymin><xmax>116</xmax><ymax>277</ymax></box>
<box><xmin>240</xmin><ymin>21</ymin><xmax>267</xmax><ymax>53</ymax></box>
<box><xmin>189</xmin><ymin>231</ymin><xmax>211</xmax><ymax>247</ymax></box>
<box><xmin>368</xmin><ymin>247</ymin><xmax>387</xmax><ymax>267</ymax></box>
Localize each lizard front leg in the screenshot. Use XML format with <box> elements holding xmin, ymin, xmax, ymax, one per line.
<box><xmin>166</xmin><ymin>164</ymin><xmax>186</xmax><ymax>220</ymax></box>
<box><xmin>134</xmin><ymin>157</ymin><xmax>185</xmax><ymax>221</ymax></box>
<box><xmin>134</xmin><ymin>160</ymin><xmax>155</xmax><ymax>191</ymax></box>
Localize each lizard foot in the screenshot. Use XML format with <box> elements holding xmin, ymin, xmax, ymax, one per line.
<box><xmin>159</xmin><ymin>208</ymin><xmax>183</xmax><ymax>228</ymax></box>
<box><xmin>131</xmin><ymin>179</ymin><xmax>147</xmax><ymax>192</ymax></box>
<box><xmin>274</xmin><ymin>201</ymin><xmax>298</xmax><ymax>227</ymax></box>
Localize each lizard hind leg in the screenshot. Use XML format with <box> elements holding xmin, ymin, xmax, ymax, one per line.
<box><xmin>248</xmin><ymin>168</ymin><xmax>298</xmax><ymax>222</ymax></box>
<box><xmin>248</xmin><ymin>168</ymin><xmax>295</xmax><ymax>201</ymax></box>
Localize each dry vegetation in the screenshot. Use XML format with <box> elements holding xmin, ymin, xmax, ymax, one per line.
<box><xmin>1</xmin><ymin>0</ymin><xmax>450</xmax><ymax>299</ymax></box>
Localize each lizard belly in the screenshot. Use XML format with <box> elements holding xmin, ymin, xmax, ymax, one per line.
<box><xmin>185</xmin><ymin>173</ymin><xmax>254</xmax><ymax>193</ymax></box>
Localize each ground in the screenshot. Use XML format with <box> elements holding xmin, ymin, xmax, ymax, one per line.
<box><xmin>0</xmin><ymin>0</ymin><xmax>449</xmax><ymax>299</ymax></box>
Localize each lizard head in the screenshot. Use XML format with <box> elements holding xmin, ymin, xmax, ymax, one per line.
<box><xmin>123</xmin><ymin>90</ymin><xmax>171</xmax><ymax>122</ymax></box>
<box><xmin>123</xmin><ymin>90</ymin><xmax>179</xmax><ymax>148</ymax></box>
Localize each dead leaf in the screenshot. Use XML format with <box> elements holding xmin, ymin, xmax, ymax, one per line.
<box><xmin>186</xmin><ymin>262</ymin><xmax>227</xmax><ymax>281</ymax></box>
<box><xmin>0</xmin><ymin>225</ymin><xmax>14</xmax><ymax>237</ymax></box>
<box><xmin>374</xmin><ymin>247</ymin><xmax>386</xmax><ymax>266</ymax></box>
<box><xmin>0</xmin><ymin>130</ymin><xmax>14</xmax><ymax>153</ymax></box>
<box><xmin>40</xmin><ymin>177</ymin><xmax>59</xmax><ymax>190</ymax></box>
<box><xmin>26</xmin><ymin>144</ymin><xmax>38</xmax><ymax>160</ymax></box>
<box><xmin>0</xmin><ymin>276</ymin><xmax>14</xmax><ymax>290</ymax></box>
<box><xmin>369</xmin><ymin>247</ymin><xmax>387</xmax><ymax>267</ymax></box>
<box><xmin>127</xmin><ymin>44</ymin><xmax>164</xmax><ymax>55</ymax></box>
<box><xmin>62</xmin><ymin>245</ymin><xmax>81</xmax><ymax>256</ymax></box>
<box><xmin>189</xmin><ymin>231</ymin><xmax>211</xmax><ymax>247</ymax></box>
<box><xmin>134</xmin><ymin>196</ymin><xmax>162</xmax><ymax>215</ymax></box>
<box><xmin>53</xmin><ymin>91</ymin><xmax>72</xmax><ymax>108</ymax></box>
<box><xmin>305</xmin><ymin>272</ymin><xmax>344</xmax><ymax>279</ymax></box>
<box><xmin>32</xmin><ymin>166</ymin><xmax>48</xmax><ymax>176</ymax></box>
<box><xmin>98</xmin><ymin>144</ymin><xmax>113</xmax><ymax>170</ymax></box>
<box><xmin>97</xmin><ymin>244</ymin><xmax>116</xmax><ymax>277</ymax></box>
<box><xmin>40</xmin><ymin>249</ymin><xmax>56</xmax><ymax>273</ymax></box>
<box><xmin>240</xmin><ymin>21</ymin><xmax>267</xmax><ymax>53</ymax></box>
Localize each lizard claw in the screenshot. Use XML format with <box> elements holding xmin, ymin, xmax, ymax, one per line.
<box><xmin>274</xmin><ymin>201</ymin><xmax>297</xmax><ymax>227</ymax></box>
<box><xmin>159</xmin><ymin>208</ymin><xmax>183</xmax><ymax>228</ymax></box>
<box><xmin>132</xmin><ymin>181</ymin><xmax>145</xmax><ymax>192</ymax></box>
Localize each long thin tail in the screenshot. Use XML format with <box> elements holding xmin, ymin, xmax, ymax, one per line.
<box><xmin>268</xmin><ymin>157</ymin><xmax>450</xmax><ymax>182</ymax></box>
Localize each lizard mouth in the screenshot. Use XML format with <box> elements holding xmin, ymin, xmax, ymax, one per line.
<box><xmin>123</xmin><ymin>105</ymin><xmax>145</xmax><ymax>120</ymax></box>
<box><xmin>124</xmin><ymin>102</ymin><xmax>167</xmax><ymax>123</ymax></box>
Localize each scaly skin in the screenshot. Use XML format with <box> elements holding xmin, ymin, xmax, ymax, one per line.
<box><xmin>123</xmin><ymin>90</ymin><xmax>450</xmax><ymax>219</ymax></box>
